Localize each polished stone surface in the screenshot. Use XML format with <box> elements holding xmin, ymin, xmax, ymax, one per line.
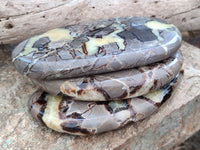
<box><xmin>29</xmin><ymin>73</ymin><xmax>182</xmax><ymax>135</ymax></box>
<box><xmin>12</xmin><ymin>17</ymin><xmax>181</xmax><ymax>79</ymax></box>
<box><xmin>32</xmin><ymin>52</ymin><xmax>183</xmax><ymax>101</ymax></box>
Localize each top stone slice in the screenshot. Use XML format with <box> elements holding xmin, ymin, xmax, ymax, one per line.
<box><xmin>12</xmin><ymin>17</ymin><xmax>182</xmax><ymax>80</ymax></box>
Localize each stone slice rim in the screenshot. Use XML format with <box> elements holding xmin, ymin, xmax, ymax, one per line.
<box><xmin>32</xmin><ymin>51</ymin><xmax>183</xmax><ymax>101</ymax></box>
<box><xmin>12</xmin><ymin>17</ymin><xmax>182</xmax><ymax>80</ymax></box>
<box><xmin>29</xmin><ymin>71</ymin><xmax>183</xmax><ymax>135</ymax></box>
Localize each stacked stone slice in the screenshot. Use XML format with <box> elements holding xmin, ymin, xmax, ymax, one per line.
<box><xmin>12</xmin><ymin>17</ymin><xmax>183</xmax><ymax>135</ymax></box>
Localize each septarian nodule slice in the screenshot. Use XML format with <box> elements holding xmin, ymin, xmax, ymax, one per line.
<box><xmin>12</xmin><ymin>17</ymin><xmax>181</xmax><ymax>79</ymax></box>
<box><xmin>29</xmin><ymin>72</ymin><xmax>182</xmax><ymax>135</ymax></box>
<box><xmin>32</xmin><ymin>51</ymin><xmax>183</xmax><ymax>101</ymax></box>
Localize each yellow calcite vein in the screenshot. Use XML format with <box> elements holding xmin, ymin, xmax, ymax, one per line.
<box><xmin>144</xmin><ymin>89</ymin><xmax>165</xmax><ymax>103</ymax></box>
<box><xmin>83</xmin><ymin>24</ymin><xmax>125</xmax><ymax>55</ymax></box>
<box><xmin>159</xmin><ymin>43</ymin><xmax>168</xmax><ymax>55</ymax></box>
<box><xmin>42</xmin><ymin>95</ymin><xmax>64</xmax><ymax>132</ymax></box>
<box><xmin>145</xmin><ymin>21</ymin><xmax>174</xmax><ymax>41</ymax></box>
<box><xmin>108</xmin><ymin>100</ymin><xmax>127</xmax><ymax>110</ymax></box>
<box><xmin>13</xmin><ymin>28</ymin><xmax>73</xmax><ymax>61</ymax></box>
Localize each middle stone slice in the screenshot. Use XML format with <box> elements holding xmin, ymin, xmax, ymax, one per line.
<box><xmin>32</xmin><ymin>51</ymin><xmax>183</xmax><ymax>101</ymax></box>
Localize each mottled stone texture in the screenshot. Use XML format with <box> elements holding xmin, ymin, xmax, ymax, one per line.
<box><xmin>12</xmin><ymin>17</ymin><xmax>181</xmax><ymax>80</ymax></box>
<box><xmin>0</xmin><ymin>42</ymin><xmax>200</xmax><ymax>149</ymax></box>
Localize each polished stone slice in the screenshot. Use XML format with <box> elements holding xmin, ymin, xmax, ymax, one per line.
<box><xmin>32</xmin><ymin>51</ymin><xmax>183</xmax><ymax>101</ymax></box>
<box><xmin>12</xmin><ymin>17</ymin><xmax>181</xmax><ymax>80</ymax></box>
<box><xmin>29</xmin><ymin>72</ymin><xmax>182</xmax><ymax>135</ymax></box>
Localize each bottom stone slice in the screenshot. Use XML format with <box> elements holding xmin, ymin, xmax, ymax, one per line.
<box><xmin>28</xmin><ymin>72</ymin><xmax>183</xmax><ymax>135</ymax></box>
